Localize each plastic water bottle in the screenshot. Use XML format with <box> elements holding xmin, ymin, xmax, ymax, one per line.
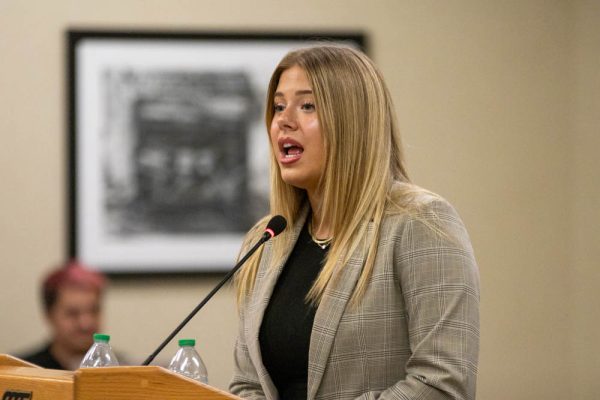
<box><xmin>168</xmin><ymin>339</ymin><xmax>208</xmax><ymax>383</ymax></box>
<box><xmin>80</xmin><ymin>333</ymin><xmax>120</xmax><ymax>368</ymax></box>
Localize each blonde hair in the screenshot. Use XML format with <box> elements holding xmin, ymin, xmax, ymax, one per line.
<box><xmin>235</xmin><ymin>44</ymin><xmax>421</xmax><ymax>306</ymax></box>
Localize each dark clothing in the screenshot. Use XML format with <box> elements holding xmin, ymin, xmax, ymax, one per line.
<box><xmin>21</xmin><ymin>344</ymin><xmax>67</xmax><ymax>370</ymax></box>
<box><xmin>259</xmin><ymin>221</ymin><xmax>328</xmax><ymax>400</ymax></box>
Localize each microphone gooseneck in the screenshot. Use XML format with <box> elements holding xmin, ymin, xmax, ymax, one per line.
<box><xmin>141</xmin><ymin>215</ymin><xmax>287</xmax><ymax>366</ymax></box>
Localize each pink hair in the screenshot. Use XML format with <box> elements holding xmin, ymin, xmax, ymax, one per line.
<box><xmin>42</xmin><ymin>260</ymin><xmax>106</xmax><ymax>312</ymax></box>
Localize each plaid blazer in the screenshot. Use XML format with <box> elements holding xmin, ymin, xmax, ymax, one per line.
<box><xmin>230</xmin><ymin>195</ymin><xmax>480</xmax><ymax>400</ymax></box>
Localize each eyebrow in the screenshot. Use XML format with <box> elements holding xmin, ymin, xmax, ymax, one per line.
<box><xmin>274</xmin><ymin>89</ymin><xmax>313</xmax><ymax>97</ymax></box>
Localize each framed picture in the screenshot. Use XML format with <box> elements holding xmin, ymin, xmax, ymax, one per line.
<box><xmin>67</xmin><ymin>29</ymin><xmax>366</xmax><ymax>274</ymax></box>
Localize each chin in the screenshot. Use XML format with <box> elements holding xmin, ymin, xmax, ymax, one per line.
<box><xmin>280</xmin><ymin>172</ymin><xmax>310</xmax><ymax>191</ymax></box>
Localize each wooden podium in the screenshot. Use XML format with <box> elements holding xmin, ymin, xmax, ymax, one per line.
<box><xmin>0</xmin><ymin>354</ymin><xmax>241</xmax><ymax>400</ymax></box>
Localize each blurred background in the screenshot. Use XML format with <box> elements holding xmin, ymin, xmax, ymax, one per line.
<box><xmin>1</xmin><ymin>1</ymin><xmax>598</xmax><ymax>399</ymax></box>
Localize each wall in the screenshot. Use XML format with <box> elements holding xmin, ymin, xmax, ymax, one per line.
<box><xmin>0</xmin><ymin>1</ymin><xmax>596</xmax><ymax>398</ymax></box>
<box><xmin>570</xmin><ymin>1</ymin><xmax>600</xmax><ymax>397</ymax></box>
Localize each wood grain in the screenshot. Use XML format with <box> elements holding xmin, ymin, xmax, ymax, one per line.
<box><xmin>2</xmin><ymin>355</ymin><xmax>239</xmax><ymax>400</ymax></box>
<box><xmin>75</xmin><ymin>366</ymin><xmax>242</xmax><ymax>400</ymax></box>
<box><xmin>0</xmin><ymin>357</ymin><xmax>74</xmax><ymax>400</ymax></box>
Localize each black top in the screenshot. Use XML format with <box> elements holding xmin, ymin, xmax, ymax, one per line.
<box><xmin>21</xmin><ymin>343</ymin><xmax>67</xmax><ymax>370</ymax></box>
<box><xmin>259</xmin><ymin>221</ymin><xmax>328</xmax><ymax>400</ymax></box>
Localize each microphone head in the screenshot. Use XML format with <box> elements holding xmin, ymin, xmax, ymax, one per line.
<box><xmin>264</xmin><ymin>215</ymin><xmax>287</xmax><ymax>239</ymax></box>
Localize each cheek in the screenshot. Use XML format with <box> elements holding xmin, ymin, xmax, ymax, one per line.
<box><xmin>305</xmin><ymin>119</ymin><xmax>323</xmax><ymax>146</ymax></box>
<box><xmin>269</xmin><ymin>121</ymin><xmax>279</xmax><ymax>148</ymax></box>
<box><xmin>305</xmin><ymin>118</ymin><xmax>320</xmax><ymax>132</ymax></box>
<box><xmin>270</xmin><ymin>116</ymin><xmax>279</xmax><ymax>130</ymax></box>
<box><xmin>306</xmin><ymin>119</ymin><xmax>325</xmax><ymax>160</ymax></box>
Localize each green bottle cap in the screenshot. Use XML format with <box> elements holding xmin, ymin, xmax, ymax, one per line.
<box><xmin>178</xmin><ymin>339</ymin><xmax>196</xmax><ymax>347</ymax></box>
<box><xmin>93</xmin><ymin>333</ymin><xmax>110</xmax><ymax>343</ymax></box>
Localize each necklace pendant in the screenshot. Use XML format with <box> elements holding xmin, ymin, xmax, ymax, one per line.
<box><xmin>308</xmin><ymin>219</ymin><xmax>332</xmax><ymax>250</ymax></box>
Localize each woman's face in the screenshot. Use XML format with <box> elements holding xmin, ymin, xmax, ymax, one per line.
<box><xmin>270</xmin><ymin>65</ymin><xmax>325</xmax><ymax>195</ymax></box>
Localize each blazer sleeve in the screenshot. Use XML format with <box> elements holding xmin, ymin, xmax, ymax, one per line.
<box><xmin>228</xmin><ymin>220</ymin><xmax>269</xmax><ymax>399</ymax></box>
<box><xmin>229</xmin><ymin>302</ymin><xmax>267</xmax><ymax>400</ymax></box>
<box><xmin>358</xmin><ymin>199</ymin><xmax>480</xmax><ymax>400</ymax></box>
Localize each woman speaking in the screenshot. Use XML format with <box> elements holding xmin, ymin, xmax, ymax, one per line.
<box><xmin>230</xmin><ymin>44</ymin><xmax>480</xmax><ymax>400</ymax></box>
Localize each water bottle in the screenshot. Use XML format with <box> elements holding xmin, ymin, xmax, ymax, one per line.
<box><xmin>80</xmin><ymin>333</ymin><xmax>120</xmax><ymax>368</ymax></box>
<box><xmin>168</xmin><ymin>339</ymin><xmax>208</xmax><ymax>383</ymax></box>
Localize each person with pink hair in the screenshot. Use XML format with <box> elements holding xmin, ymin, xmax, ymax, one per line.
<box><xmin>20</xmin><ymin>260</ymin><xmax>107</xmax><ymax>370</ymax></box>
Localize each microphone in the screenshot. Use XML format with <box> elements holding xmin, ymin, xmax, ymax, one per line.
<box><xmin>142</xmin><ymin>215</ymin><xmax>287</xmax><ymax>366</ymax></box>
<box><xmin>262</xmin><ymin>214</ymin><xmax>287</xmax><ymax>240</ymax></box>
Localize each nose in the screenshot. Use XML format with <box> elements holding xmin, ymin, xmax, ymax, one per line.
<box><xmin>277</xmin><ymin>109</ymin><xmax>298</xmax><ymax>131</ymax></box>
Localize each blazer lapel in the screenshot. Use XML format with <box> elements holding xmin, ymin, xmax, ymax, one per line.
<box><xmin>307</xmin><ymin>221</ymin><xmax>374</xmax><ymax>400</ymax></box>
<box><xmin>245</xmin><ymin>207</ymin><xmax>310</xmax><ymax>400</ymax></box>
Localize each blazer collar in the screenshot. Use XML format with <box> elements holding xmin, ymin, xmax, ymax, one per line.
<box><xmin>245</xmin><ymin>206</ymin><xmax>372</xmax><ymax>400</ymax></box>
<box><xmin>307</xmin><ymin>220</ymin><xmax>373</xmax><ymax>400</ymax></box>
<box><xmin>246</xmin><ymin>206</ymin><xmax>310</xmax><ymax>400</ymax></box>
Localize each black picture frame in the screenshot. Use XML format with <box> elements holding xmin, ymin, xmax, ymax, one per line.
<box><xmin>67</xmin><ymin>29</ymin><xmax>366</xmax><ymax>274</ymax></box>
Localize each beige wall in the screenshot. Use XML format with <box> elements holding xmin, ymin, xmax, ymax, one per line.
<box><xmin>570</xmin><ymin>1</ymin><xmax>600</xmax><ymax>398</ymax></box>
<box><xmin>0</xmin><ymin>1</ymin><xmax>597</xmax><ymax>398</ymax></box>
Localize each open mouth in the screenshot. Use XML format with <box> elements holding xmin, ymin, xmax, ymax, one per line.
<box><xmin>283</xmin><ymin>142</ymin><xmax>304</xmax><ymax>158</ymax></box>
<box><xmin>278</xmin><ymin>137</ymin><xmax>304</xmax><ymax>163</ymax></box>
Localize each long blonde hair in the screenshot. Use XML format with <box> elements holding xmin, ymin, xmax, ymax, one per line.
<box><xmin>235</xmin><ymin>44</ymin><xmax>417</xmax><ymax>306</ymax></box>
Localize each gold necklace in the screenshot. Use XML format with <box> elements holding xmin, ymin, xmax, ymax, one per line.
<box><xmin>308</xmin><ymin>220</ymin><xmax>332</xmax><ymax>250</ymax></box>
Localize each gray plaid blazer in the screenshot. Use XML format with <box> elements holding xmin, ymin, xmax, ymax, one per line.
<box><xmin>230</xmin><ymin>195</ymin><xmax>479</xmax><ymax>400</ymax></box>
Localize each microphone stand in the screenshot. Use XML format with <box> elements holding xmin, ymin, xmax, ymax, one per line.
<box><xmin>142</xmin><ymin>233</ymin><xmax>270</xmax><ymax>366</ymax></box>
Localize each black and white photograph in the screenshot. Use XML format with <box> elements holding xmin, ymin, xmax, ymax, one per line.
<box><xmin>68</xmin><ymin>31</ymin><xmax>365</xmax><ymax>273</ymax></box>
